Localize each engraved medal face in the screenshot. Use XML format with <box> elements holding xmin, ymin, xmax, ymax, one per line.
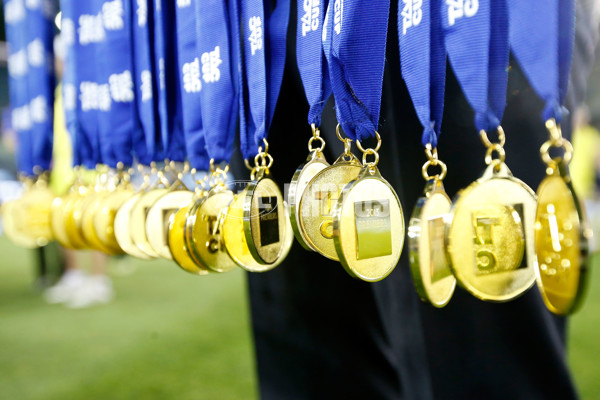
<box><xmin>168</xmin><ymin>199</ymin><xmax>211</xmax><ymax>275</ymax></box>
<box><xmin>114</xmin><ymin>192</ymin><xmax>153</xmax><ymax>259</ymax></box>
<box><xmin>333</xmin><ymin>167</ymin><xmax>404</xmax><ymax>282</ymax></box>
<box><xmin>243</xmin><ymin>174</ymin><xmax>288</xmax><ymax>265</ymax></box>
<box><xmin>3</xmin><ymin>200</ymin><xmax>39</xmax><ymax>249</ymax></box>
<box><xmin>146</xmin><ymin>190</ymin><xmax>194</xmax><ymax>260</ymax></box>
<box><xmin>535</xmin><ymin>161</ymin><xmax>589</xmax><ymax>315</ymax></box>
<box><xmin>50</xmin><ymin>196</ymin><xmax>75</xmax><ymax>249</ymax></box>
<box><xmin>93</xmin><ymin>189</ymin><xmax>132</xmax><ymax>254</ymax></box>
<box><xmin>299</xmin><ymin>155</ymin><xmax>362</xmax><ymax>260</ymax></box>
<box><xmin>21</xmin><ymin>183</ymin><xmax>54</xmax><ymax>246</ymax></box>
<box><xmin>446</xmin><ymin>164</ymin><xmax>536</xmax><ymax>301</ymax></box>
<box><xmin>130</xmin><ymin>188</ymin><xmax>168</xmax><ymax>258</ymax></box>
<box><xmin>186</xmin><ymin>189</ymin><xmax>237</xmax><ymax>273</ymax></box>
<box><xmin>224</xmin><ymin>187</ymin><xmax>293</xmax><ymax>272</ymax></box>
<box><xmin>288</xmin><ymin>152</ymin><xmax>329</xmax><ymax>250</ymax></box>
<box><xmin>408</xmin><ymin>179</ymin><xmax>456</xmax><ymax>307</ymax></box>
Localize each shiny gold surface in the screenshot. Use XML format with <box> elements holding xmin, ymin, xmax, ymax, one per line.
<box><xmin>535</xmin><ymin>161</ymin><xmax>588</xmax><ymax>315</ymax></box>
<box><xmin>93</xmin><ymin>189</ymin><xmax>132</xmax><ymax>254</ymax></box>
<box><xmin>333</xmin><ymin>167</ymin><xmax>404</xmax><ymax>282</ymax></box>
<box><xmin>243</xmin><ymin>173</ymin><xmax>288</xmax><ymax>265</ymax></box>
<box><xmin>65</xmin><ymin>189</ymin><xmax>92</xmax><ymax>250</ymax></box>
<box><xmin>146</xmin><ymin>190</ymin><xmax>193</xmax><ymax>260</ymax></box>
<box><xmin>2</xmin><ymin>200</ymin><xmax>39</xmax><ymax>248</ymax></box>
<box><xmin>299</xmin><ymin>154</ymin><xmax>362</xmax><ymax>260</ymax></box>
<box><xmin>114</xmin><ymin>192</ymin><xmax>153</xmax><ymax>259</ymax></box>
<box><xmin>168</xmin><ymin>200</ymin><xmax>211</xmax><ymax>275</ymax></box>
<box><xmin>20</xmin><ymin>181</ymin><xmax>54</xmax><ymax>246</ymax></box>
<box><xmin>50</xmin><ymin>195</ymin><xmax>75</xmax><ymax>249</ymax></box>
<box><xmin>130</xmin><ymin>188</ymin><xmax>168</xmax><ymax>258</ymax></box>
<box><xmin>288</xmin><ymin>152</ymin><xmax>329</xmax><ymax>250</ymax></box>
<box><xmin>186</xmin><ymin>189</ymin><xmax>237</xmax><ymax>273</ymax></box>
<box><xmin>80</xmin><ymin>191</ymin><xmax>117</xmax><ymax>254</ymax></box>
<box><xmin>446</xmin><ymin>163</ymin><xmax>536</xmax><ymax>302</ymax></box>
<box><xmin>408</xmin><ymin>179</ymin><xmax>455</xmax><ymax>307</ymax></box>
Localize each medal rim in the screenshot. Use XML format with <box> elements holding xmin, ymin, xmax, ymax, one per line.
<box><xmin>114</xmin><ymin>192</ymin><xmax>154</xmax><ymax>259</ymax></box>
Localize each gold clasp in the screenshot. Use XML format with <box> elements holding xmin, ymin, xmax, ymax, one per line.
<box><xmin>540</xmin><ymin>118</ymin><xmax>573</xmax><ymax>166</ymax></box>
<box><xmin>480</xmin><ymin>126</ymin><xmax>507</xmax><ymax>171</ymax></box>
<box><xmin>356</xmin><ymin>130</ymin><xmax>381</xmax><ymax>171</ymax></box>
<box><xmin>422</xmin><ymin>144</ymin><xmax>447</xmax><ymax>181</ymax></box>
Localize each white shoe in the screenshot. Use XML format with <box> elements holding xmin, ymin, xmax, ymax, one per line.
<box><xmin>66</xmin><ymin>275</ymin><xmax>114</xmax><ymax>309</ymax></box>
<box><xmin>44</xmin><ymin>270</ymin><xmax>87</xmax><ymax>304</ymax></box>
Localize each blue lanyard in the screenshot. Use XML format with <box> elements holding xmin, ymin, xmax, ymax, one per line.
<box><xmin>442</xmin><ymin>0</ymin><xmax>509</xmax><ymax>132</ymax></box>
<box><xmin>297</xmin><ymin>0</ymin><xmax>331</xmax><ymax>127</ymax></box>
<box><xmin>73</xmin><ymin>0</ymin><xmax>104</xmax><ymax>169</ymax></box>
<box><xmin>196</xmin><ymin>0</ymin><xmax>238</xmax><ymax>164</ymax></box>
<box><xmin>153</xmin><ymin>0</ymin><xmax>185</xmax><ymax>162</ymax></box>
<box><xmin>508</xmin><ymin>0</ymin><xmax>573</xmax><ymax>123</ymax></box>
<box><xmin>131</xmin><ymin>0</ymin><xmax>160</xmax><ymax>165</ymax></box>
<box><xmin>175</xmin><ymin>0</ymin><xmax>208</xmax><ymax>170</ymax></box>
<box><xmin>59</xmin><ymin>0</ymin><xmax>82</xmax><ymax>167</ymax></box>
<box><xmin>24</xmin><ymin>0</ymin><xmax>55</xmax><ymax>172</ymax></box>
<box><xmin>322</xmin><ymin>0</ymin><xmax>390</xmax><ymax>141</ymax></box>
<box><xmin>4</xmin><ymin>0</ymin><xmax>33</xmax><ymax>175</ymax></box>
<box><xmin>400</xmin><ymin>0</ymin><xmax>446</xmax><ymax>148</ymax></box>
<box><xmin>239</xmin><ymin>0</ymin><xmax>290</xmax><ymax>159</ymax></box>
<box><xmin>96</xmin><ymin>0</ymin><xmax>138</xmax><ymax>168</ymax></box>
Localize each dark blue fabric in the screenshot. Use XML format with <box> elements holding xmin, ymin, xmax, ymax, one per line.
<box><xmin>296</xmin><ymin>0</ymin><xmax>331</xmax><ymax>127</ymax></box>
<box><xmin>4</xmin><ymin>0</ymin><xmax>33</xmax><ymax>174</ymax></box>
<box><xmin>196</xmin><ymin>0</ymin><xmax>238</xmax><ymax>164</ymax></box>
<box><xmin>131</xmin><ymin>0</ymin><xmax>159</xmax><ymax>164</ymax></box>
<box><xmin>175</xmin><ymin>0</ymin><xmax>208</xmax><ymax>170</ymax></box>
<box><xmin>442</xmin><ymin>0</ymin><xmax>509</xmax><ymax>132</ymax></box>
<box><xmin>399</xmin><ymin>0</ymin><xmax>445</xmax><ymax>148</ymax></box>
<box><xmin>323</xmin><ymin>0</ymin><xmax>390</xmax><ymax>141</ymax></box>
<box><xmin>72</xmin><ymin>0</ymin><xmax>103</xmax><ymax>168</ymax></box>
<box><xmin>240</xmin><ymin>0</ymin><xmax>290</xmax><ymax>159</ymax></box>
<box><xmin>24</xmin><ymin>0</ymin><xmax>55</xmax><ymax>171</ymax></box>
<box><xmin>508</xmin><ymin>0</ymin><xmax>574</xmax><ymax>123</ymax></box>
<box><xmin>96</xmin><ymin>0</ymin><xmax>138</xmax><ymax>168</ymax></box>
<box><xmin>153</xmin><ymin>0</ymin><xmax>185</xmax><ymax>162</ymax></box>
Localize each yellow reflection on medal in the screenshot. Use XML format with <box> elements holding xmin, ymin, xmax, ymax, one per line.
<box><xmin>130</xmin><ymin>188</ymin><xmax>168</xmax><ymax>258</ymax></box>
<box><xmin>94</xmin><ymin>189</ymin><xmax>132</xmax><ymax>254</ymax></box>
<box><xmin>146</xmin><ymin>190</ymin><xmax>193</xmax><ymax>260</ymax></box>
<box><xmin>114</xmin><ymin>192</ymin><xmax>153</xmax><ymax>259</ymax></box>
<box><xmin>168</xmin><ymin>200</ymin><xmax>211</xmax><ymax>275</ymax></box>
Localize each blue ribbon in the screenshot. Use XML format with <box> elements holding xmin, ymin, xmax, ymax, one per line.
<box><xmin>322</xmin><ymin>0</ymin><xmax>390</xmax><ymax>141</ymax></box>
<box><xmin>508</xmin><ymin>0</ymin><xmax>574</xmax><ymax>123</ymax></box>
<box><xmin>4</xmin><ymin>0</ymin><xmax>33</xmax><ymax>175</ymax></box>
<box><xmin>175</xmin><ymin>0</ymin><xmax>208</xmax><ymax>170</ymax></box>
<box><xmin>442</xmin><ymin>0</ymin><xmax>509</xmax><ymax>132</ymax></box>
<box><xmin>24</xmin><ymin>0</ymin><xmax>55</xmax><ymax>172</ymax></box>
<box><xmin>131</xmin><ymin>0</ymin><xmax>159</xmax><ymax>165</ymax></box>
<box><xmin>297</xmin><ymin>0</ymin><xmax>331</xmax><ymax>127</ymax></box>
<box><xmin>153</xmin><ymin>0</ymin><xmax>185</xmax><ymax>162</ymax></box>
<box><xmin>239</xmin><ymin>0</ymin><xmax>290</xmax><ymax>159</ymax></box>
<box><xmin>96</xmin><ymin>0</ymin><xmax>138</xmax><ymax>168</ymax></box>
<box><xmin>400</xmin><ymin>0</ymin><xmax>446</xmax><ymax>148</ymax></box>
<box><xmin>196</xmin><ymin>0</ymin><xmax>238</xmax><ymax>164</ymax></box>
<box><xmin>72</xmin><ymin>0</ymin><xmax>104</xmax><ymax>169</ymax></box>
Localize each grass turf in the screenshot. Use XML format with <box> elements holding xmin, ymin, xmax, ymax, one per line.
<box><xmin>0</xmin><ymin>237</ymin><xmax>598</xmax><ymax>399</ymax></box>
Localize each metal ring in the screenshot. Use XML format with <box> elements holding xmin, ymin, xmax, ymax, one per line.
<box><xmin>356</xmin><ymin>130</ymin><xmax>382</xmax><ymax>153</ymax></box>
<box><xmin>422</xmin><ymin>159</ymin><xmax>448</xmax><ymax>181</ymax></box>
<box><xmin>480</xmin><ymin>126</ymin><xmax>506</xmax><ymax>148</ymax></box>
<box><xmin>261</xmin><ymin>138</ymin><xmax>269</xmax><ymax>154</ymax></box>
<box><xmin>484</xmin><ymin>143</ymin><xmax>506</xmax><ymax>166</ymax></box>
<box><xmin>254</xmin><ymin>152</ymin><xmax>274</xmax><ymax>170</ymax></box>
<box><xmin>361</xmin><ymin>148</ymin><xmax>379</xmax><ymax>168</ymax></box>
<box><xmin>540</xmin><ymin>138</ymin><xmax>574</xmax><ymax>165</ymax></box>
<box><xmin>336</xmin><ymin>124</ymin><xmax>353</xmax><ymax>143</ymax></box>
<box><xmin>545</xmin><ymin>118</ymin><xmax>563</xmax><ymax>142</ymax></box>
<box><xmin>308</xmin><ymin>135</ymin><xmax>326</xmax><ymax>153</ymax></box>
<box><xmin>425</xmin><ymin>145</ymin><xmax>438</xmax><ymax>162</ymax></box>
<box><xmin>311</xmin><ymin>123</ymin><xmax>320</xmax><ymax>138</ymax></box>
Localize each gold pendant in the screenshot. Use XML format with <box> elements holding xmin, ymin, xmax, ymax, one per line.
<box><xmin>93</xmin><ymin>188</ymin><xmax>132</xmax><ymax>254</ymax></box>
<box><xmin>167</xmin><ymin>190</ymin><xmax>212</xmax><ymax>275</ymax></box>
<box><xmin>146</xmin><ymin>186</ymin><xmax>193</xmax><ymax>260</ymax></box>
<box><xmin>3</xmin><ymin>199</ymin><xmax>39</xmax><ymax>248</ymax></box>
<box><xmin>80</xmin><ymin>190</ymin><xmax>119</xmax><ymax>254</ymax></box>
<box><xmin>185</xmin><ymin>186</ymin><xmax>237</xmax><ymax>273</ymax></box>
<box><xmin>446</xmin><ymin>163</ymin><xmax>536</xmax><ymax>301</ymax></box>
<box><xmin>130</xmin><ymin>188</ymin><xmax>169</xmax><ymax>258</ymax></box>
<box><xmin>333</xmin><ymin>165</ymin><xmax>404</xmax><ymax>282</ymax></box>
<box><xmin>114</xmin><ymin>192</ymin><xmax>153</xmax><ymax>259</ymax></box>
<box><xmin>20</xmin><ymin>179</ymin><xmax>54</xmax><ymax>246</ymax></box>
<box><xmin>65</xmin><ymin>188</ymin><xmax>94</xmax><ymax>250</ymax></box>
<box><xmin>50</xmin><ymin>195</ymin><xmax>76</xmax><ymax>249</ymax></box>
<box><xmin>409</xmin><ymin>179</ymin><xmax>455</xmax><ymax>307</ymax></box>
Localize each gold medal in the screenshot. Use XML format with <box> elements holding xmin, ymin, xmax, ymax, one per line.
<box><xmin>446</xmin><ymin>128</ymin><xmax>536</xmax><ymax>302</ymax></box>
<box><xmin>534</xmin><ymin>119</ymin><xmax>592</xmax><ymax>315</ymax></box>
<box><xmin>408</xmin><ymin>148</ymin><xmax>456</xmax><ymax>307</ymax></box>
<box><xmin>2</xmin><ymin>199</ymin><xmax>39</xmax><ymax>248</ymax></box>
<box><xmin>94</xmin><ymin>187</ymin><xmax>131</xmax><ymax>254</ymax></box>
<box><xmin>333</xmin><ymin>132</ymin><xmax>404</xmax><ymax>282</ymax></box>
<box><xmin>299</xmin><ymin>127</ymin><xmax>362</xmax><ymax>260</ymax></box>
<box><xmin>50</xmin><ymin>194</ymin><xmax>75</xmax><ymax>249</ymax></box>
<box><xmin>186</xmin><ymin>163</ymin><xmax>237</xmax><ymax>273</ymax></box>
<box><xmin>288</xmin><ymin>124</ymin><xmax>330</xmax><ymax>250</ymax></box>
<box><xmin>130</xmin><ymin>188</ymin><xmax>168</xmax><ymax>258</ymax></box>
<box><xmin>64</xmin><ymin>187</ymin><xmax>93</xmax><ymax>250</ymax></box>
<box><xmin>20</xmin><ymin>176</ymin><xmax>54</xmax><ymax>246</ymax></box>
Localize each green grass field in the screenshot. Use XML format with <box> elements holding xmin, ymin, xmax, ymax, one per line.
<box><xmin>0</xmin><ymin>236</ymin><xmax>598</xmax><ymax>399</ymax></box>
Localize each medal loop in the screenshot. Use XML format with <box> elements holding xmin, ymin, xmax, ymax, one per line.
<box><xmin>209</xmin><ymin>158</ymin><xmax>230</xmax><ymax>187</ymax></box>
<box><xmin>308</xmin><ymin>124</ymin><xmax>326</xmax><ymax>153</ymax></box>
<box><xmin>484</xmin><ymin>144</ymin><xmax>506</xmax><ymax>170</ymax></box>
<box><xmin>356</xmin><ymin>131</ymin><xmax>382</xmax><ymax>170</ymax></box>
<box><xmin>479</xmin><ymin>126</ymin><xmax>506</xmax><ymax>148</ymax></box>
<box><xmin>336</xmin><ymin>124</ymin><xmax>354</xmax><ymax>160</ymax></box>
<box><xmin>422</xmin><ymin>146</ymin><xmax>447</xmax><ymax>181</ymax></box>
<box><xmin>541</xmin><ymin>118</ymin><xmax>574</xmax><ymax>166</ymax></box>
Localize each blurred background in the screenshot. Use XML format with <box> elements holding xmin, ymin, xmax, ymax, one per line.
<box><xmin>1</xmin><ymin>2</ymin><xmax>600</xmax><ymax>400</ymax></box>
